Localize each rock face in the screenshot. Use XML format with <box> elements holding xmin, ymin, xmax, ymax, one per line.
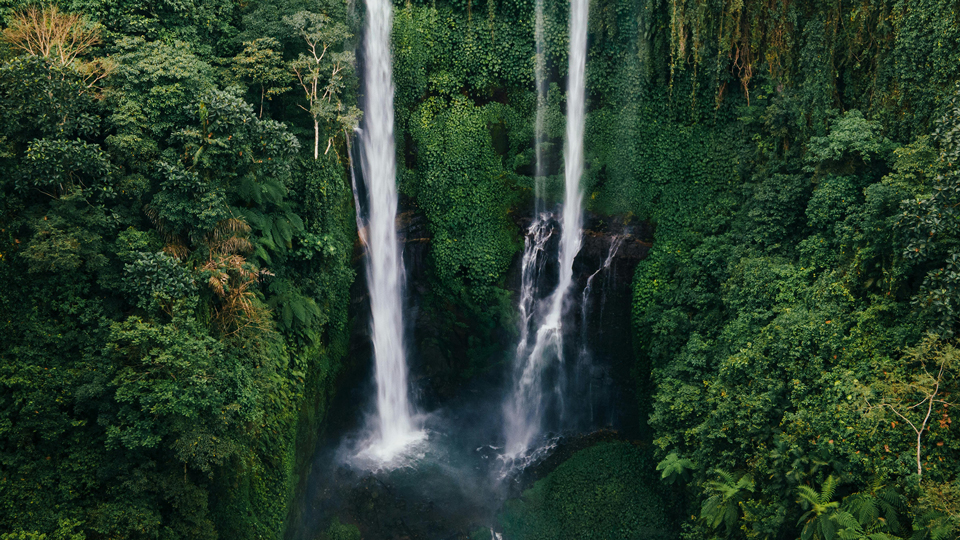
<box><xmin>297</xmin><ymin>208</ymin><xmax>656</xmax><ymax>540</ymax></box>
<box><xmin>344</xmin><ymin>203</ymin><xmax>653</xmax><ymax>416</ymax></box>
<box><xmin>395</xmin><ymin>208</ymin><xmax>431</xmax><ymax>288</ymax></box>
<box><xmin>581</xmin><ymin>214</ymin><xmax>653</xmax><ymax>261</ymax></box>
<box><xmin>396</xmin><ymin>207</ymin><xmax>653</xmax><ymax>414</ymax></box>
<box><xmin>572</xmin><ymin>212</ymin><xmax>653</xmax><ymax>286</ymax></box>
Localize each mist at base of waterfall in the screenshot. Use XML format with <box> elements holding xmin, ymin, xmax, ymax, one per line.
<box><xmin>294</xmin><ymin>401</ymin><xmax>628</xmax><ymax>540</ymax></box>
<box><xmin>289</xmin><ymin>299</ymin><xmax>635</xmax><ymax>540</ymax></box>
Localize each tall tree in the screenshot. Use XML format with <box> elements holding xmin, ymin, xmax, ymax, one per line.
<box><xmin>284</xmin><ymin>10</ymin><xmax>359</xmax><ymax>159</ymax></box>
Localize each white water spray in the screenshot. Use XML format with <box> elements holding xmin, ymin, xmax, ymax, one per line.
<box><xmin>503</xmin><ymin>0</ymin><xmax>588</xmax><ymax>461</ymax></box>
<box><xmin>357</xmin><ymin>0</ymin><xmax>423</xmax><ymax>461</ymax></box>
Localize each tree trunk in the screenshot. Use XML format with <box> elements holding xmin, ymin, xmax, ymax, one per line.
<box><xmin>259</xmin><ymin>85</ymin><xmax>265</xmax><ymax>119</ymax></box>
<box><xmin>313</xmin><ymin>119</ymin><xmax>319</xmax><ymax>160</ymax></box>
<box><xmin>917</xmin><ymin>431</ymin><xmax>923</xmax><ymax>476</ymax></box>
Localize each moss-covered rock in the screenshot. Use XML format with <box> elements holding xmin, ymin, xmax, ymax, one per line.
<box><xmin>499</xmin><ymin>441</ymin><xmax>677</xmax><ymax>540</ymax></box>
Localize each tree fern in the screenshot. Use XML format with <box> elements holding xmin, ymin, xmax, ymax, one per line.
<box><xmin>261</xmin><ymin>177</ymin><xmax>285</xmax><ymax>205</ymax></box>
<box><xmin>237</xmin><ymin>174</ymin><xmax>262</xmax><ymax>205</ymax></box>
<box><xmin>274</xmin><ymin>217</ymin><xmax>292</xmax><ymax>248</ymax></box>
<box><xmin>657</xmin><ymin>452</ymin><xmax>696</xmax><ymax>485</ymax></box>
<box><xmin>910</xmin><ymin>511</ymin><xmax>958</xmax><ymax>540</ymax></box>
<box><xmin>833</xmin><ymin>510</ymin><xmax>902</xmax><ymax>540</ymax></box>
<box><xmin>798</xmin><ymin>476</ymin><xmax>841</xmax><ymax>540</ymax></box>
<box><xmin>285</xmin><ymin>211</ymin><xmax>304</xmax><ymax>232</ymax></box>
<box><xmin>837</xmin><ymin>482</ymin><xmax>904</xmax><ymax>538</ymax></box>
<box><xmin>290</xmin><ymin>298</ymin><xmax>306</xmax><ymax>323</ymax></box>
<box><xmin>701</xmin><ymin>469</ymin><xmax>754</xmax><ymax>535</ymax></box>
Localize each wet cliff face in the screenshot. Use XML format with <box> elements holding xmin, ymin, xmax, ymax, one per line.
<box><xmin>343</xmin><ymin>199</ymin><xmax>653</xmax><ymax>423</ymax></box>
<box><xmin>294</xmin><ymin>207</ymin><xmax>654</xmax><ymax>540</ymax></box>
<box><xmin>395</xmin><ymin>204</ymin><xmax>653</xmax><ymax>420</ymax></box>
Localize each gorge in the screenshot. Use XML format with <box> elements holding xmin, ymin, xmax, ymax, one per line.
<box><xmin>1</xmin><ymin>0</ymin><xmax>960</xmax><ymax>539</ymax></box>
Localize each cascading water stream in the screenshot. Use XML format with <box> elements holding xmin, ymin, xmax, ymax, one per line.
<box><xmin>576</xmin><ymin>236</ymin><xmax>623</xmax><ymax>425</ymax></box>
<box><xmin>509</xmin><ymin>0</ymin><xmax>552</xmax><ymax>376</ymax></box>
<box><xmin>503</xmin><ymin>0</ymin><xmax>589</xmax><ymax>462</ymax></box>
<box><xmin>514</xmin><ymin>216</ymin><xmax>555</xmax><ymax>363</ymax></box>
<box><xmin>346</xmin><ymin>138</ymin><xmax>368</xmax><ymax>248</ymax></box>
<box><xmin>357</xmin><ymin>0</ymin><xmax>422</xmax><ymax>461</ymax></box>
<box><xmin>580</xmin><ymin>236</ymin><xmax>623</xmax><ymax>322</ymax></box>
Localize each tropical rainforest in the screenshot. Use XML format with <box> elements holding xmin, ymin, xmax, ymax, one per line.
<box><xmin>1</xmin><ymin>0</ymin><xmax>959</xmax><ymax>538</ymax></box>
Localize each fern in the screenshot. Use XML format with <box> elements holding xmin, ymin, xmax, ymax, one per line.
<box><xmin>237</xmin><ymin>174</ymin><xmax>262</xmax><ymax>204</ymax></box>
<box><xmin>798</xmin><ymin>476</ymin><xmax>842</xmax><ymax>540</ymax></box>
<box><xmin>285</xmin><ymin>211</ymin><xmax>304</xmax><ymax>232</ymax></box>
<box><xmin>261</xmin><ymin>178</ymin><xmax>285</xmax><ymax>205</ymax></box>
<box><xmin>274</xmin><ymin>218</ymin><xmax>292</xmax><ymax>247</ymax></box>
<box><xmin>254</xmin><ymin>244</ymin><xmax>271</xmax><ymax>265</ymax></box>
<box><xmin>656</xmin><ymin>452</ymin><xmax>696</xmax><ymax>485</ymax></box>
<box><xmin>290</xmin><ymin>298</ymin><xmax>306</xmax><ymax>323</ymax></box>
<box><xmin>700</xmin><ymin>469</ymin><xmax>754</xmax><ymax>535</ymax></box>
<box><xmin>910</xmin><ymin>511</ymin><xmax>957</xmax><ymax>540</ymax></box>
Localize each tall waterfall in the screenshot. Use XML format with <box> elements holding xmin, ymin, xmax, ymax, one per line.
<box><xmin>511</xmin><ymin>0</ymin><xmax>552</xmax><ymax>377</ymax></box>
<box><xmin>503</xmin><ymin>0</ymin><xmax>588</xmax><ymax>461</ymax></box>
<box><xmin>358</xmin><ymin>0</ymin><xmax>421</xmax><ymax>460</ymax></box>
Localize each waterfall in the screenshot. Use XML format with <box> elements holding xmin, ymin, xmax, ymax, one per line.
<box><xmin>513</xmin><ymin>0</ymin><xmax>552</xmax><ymax>356</ymax></box>
<box><xmin>577</xmin><ymin>236</ymin><xmax>623</xmax><ymax>425</ymax></box>
<box><xmin>503</xmin><ymin>0</ymin><xmax>588</xmax><ymax>461</ymax></box>
<box><xmin>357</xmin><ymin>0</ymin><xmax>422</xmax><ymax>460</ymax></box>
<box><xmin>514</xmin><ymin>215</ymin><xmax>555</xmax><ymax>365</ymax></box>
<box><xmin>581</xmin><ymin>236</ymin><xmax>623</xmax><ymax>321</ymax></box>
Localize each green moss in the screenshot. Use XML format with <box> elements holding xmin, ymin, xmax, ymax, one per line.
<box><xmin>319</xmin><ymin>518</ymin><xmax>360</xmax><ymax>540</ymax></box>
<box><xmin>499</xmin><ymin>442</ymin><xmax>677</xmax><ymax>540</ymax></box>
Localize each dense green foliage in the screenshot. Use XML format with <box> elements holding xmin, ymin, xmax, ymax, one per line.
<box><xmin>499</xmin><ymin>442</ymin><xmax>676</xmax><ymax>539</ymax></box>
<box><xmin>0</xmin><ymin>2</ymin><xmax>355</xmax><ymax>538</ymax></box>
<box><xmin>384</xmin><ymin>0</ymin><xmax>960</xmax><ymax>537</ymax></box>
<box><xmin>391</xmin><ymin>4</ymin><xmax>533</xmax><ymax>370</ymax></box>
<box><xmin>611</xmin><ymin>1</ymin><xmax>960</xmax><ymax>539</ymax></box>
<box><xmin>4</xmin><ymin>0</ymin><xmax>960</xmax><ymax>537</ymax></box>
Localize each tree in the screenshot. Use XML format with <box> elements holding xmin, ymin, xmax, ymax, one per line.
<box><xmin>657</xmin><ymin>451</ymin><xmax>696</xmax><ymax>485</ymax></box>
<box><xmin>861</xmin><ymin>335</ymin><xmax>958</xmax><ymax>477</ymax></box>
<box><xmin>831</xmin><ymin>482</ymin><xmax>904</xmax><ymax>540</ymax></box>
<box><xmin>1</xmin><ymin>6</ymin><xmax>114</xmax><ymax>90</ymax></box>
<box><xmin>3</xmin><ymin>6</ymin><xmax>100</xmax><ymax>65</ymax></box>
<box><xmin>231</xmin><ymin>38</ymin><xmax>290</xmax><ymax>119</ymax></box>
<box><xmin>283</xmin><ymin>10</ymin><xmax>359</xmax><ymax>159</ymax></box>
<box><xmin>911</xmin><ymin>480</ymin><xmax>960</xmax><ymax>540</ymax></box>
